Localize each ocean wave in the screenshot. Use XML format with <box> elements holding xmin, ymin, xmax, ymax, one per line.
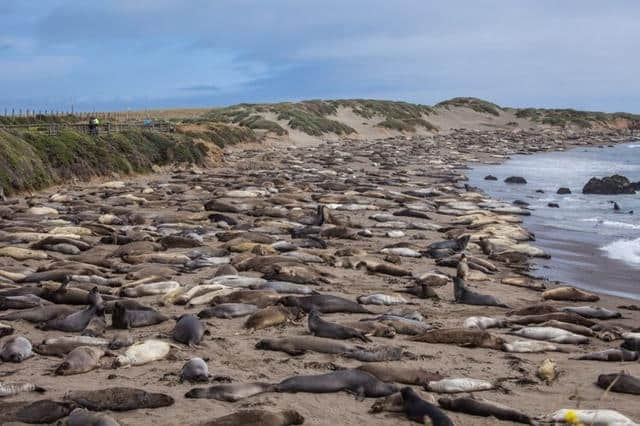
<box><xmin>580</xmin><ymin>218</ymin><xmax>640</xmax><ymax>230</ymax></box>
<box><xmin>601</xmin><ymin>237</ymin><xmax>640</xmax><ymax>266</ymax></box>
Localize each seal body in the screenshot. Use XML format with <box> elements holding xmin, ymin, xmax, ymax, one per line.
<box><xmin>308</xmin><ymin>310</ymin><xmax>371</xmax><ymax>342</ymax></box>
<box><xmin>196</xmin><ymin>409</ymin><xmax>304</xmax><ymax>426</ymax></box>
<box><xmin>275</xmin><ymin>369</ymin><xmax>398</xmax><ymax>397</ymax></box>
<box><xmin>181</xmin><ymin>358</ymin><xmax>209</xmax><ymax>383</ymax></box>
<box><xmin>0</xmin><ymin>335</ymin><xmax>33</xmax><ymax>362</ymax></box>
<box><xmin>401</xmin><ymin>387</ymin><xmax>454</xmax><ymax>426</ymax></box>
<box><xmin>173</xmin><ymin>314</ymin><xmax>205</xmax><ymax>345</ymax></box>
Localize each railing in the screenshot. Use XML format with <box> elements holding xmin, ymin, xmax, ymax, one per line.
<box><xmin>0</xmin><ymin>122</ymin><xmax>176</xmax><ymax>136</ymax></box>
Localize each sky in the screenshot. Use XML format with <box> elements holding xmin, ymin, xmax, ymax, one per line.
<box><xmin>1</xmin><ymin>1</ymin><xmax>639</xmax><ymax>113</ymax></box>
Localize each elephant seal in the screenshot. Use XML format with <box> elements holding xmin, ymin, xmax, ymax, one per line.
<box><xmin>369</xmin><ymin>390</ymin><xmax>436</xmax><ymax>414</ymax></box>
<box><xmin>185</xmin><ymin>382</ymin><xmax>275</xmax><ymax>401</ymax></box>
<box><xmin>180</xmin><ymin>357</ymin><xmax>209</xmax><ymax>383</ymax></box>
<box><xmin>453</xmin><ymin>277</ymin><xmax>509</xmax><ymax>308</ymax></box>
<box><xmin>212</xmin><ymin>290</ymin><xmax>280</xmax><ymax>308</ymax></box>
<box><xmin>0</xmin><ymin>381</ymin><xmax>45</xmax><ymax>397</ymax></box>
<box><xmin>55</xmin><ymin>346</ymin><xmax>105</xmax><ymax>376</ymax></box>
<box><xmin>0</xmin><ymin>400</ymin><xmax>76</xmax><ymax>424</ymax></box>
<box><xmin>0</xmin><ymin>321</ymin><xmax>13</xmax><ymax>337</ymax></box>
<box><xmin>411</xmin><ymin>328</ymin><xmax>504</xmax><ymax>350</ymax></box>
<box><xmin>198</xmin><ymin>303</ymin><xmax>259</xmax><ymax>319</ymax></box>
<box><xmin>0</xmin><ymin>304</ymin><xmax>76</xmax><ymax>323</ymax></box>
<box><xmin>401</xmin><ymin>387</ymin><xmax>454</xmax><ymax>426</ymax></box>
<box><xmin>0</xmin><ymin>335</ymin><xmax>33</xmax><ymax>362</ymax></box>
<box><xmin>510</xmin><ymin>326</ymin><xmax>589</xmax><ymax>344</ymax></box>
<box><xmin>112</xmin><ymin>301</ymin><xmax>168</xmax><ymax>329</ymax></box>
<box><xmin>40</xmin><ymin>287</ymin><xmax>104</xmax><ymax>332</ymax></box>
<box><xmin>542</xmin><ymin>286</ymin><xmax>599</xmax><ymax>302</ymax></box>
<box><xmin>573</xmin><ymin>349</ymin><xmax>639</xmax><ymax>362</ymax></box>
<box><xmin>114</xmin><ymin>339</ymin><xmax>170</xmax><ymax>367</ymax></box>
<box><xmin>173</xmin><ymin>314</ymin><xmax>206</xmax><ymax>346</ymax></box>
<box><xmin>82</xmin><ymin>315</ymin><xmax>107</xmax><ymax>337</ymax></box>
<box><xmin>196</xmin><ymin>409</ymin><xmax>304</xmax><ymax>426</ymax></box>
<box><xmin>561</xmin><ymin>305</ymin><xmax>621</xmax><ymax>319</ymax></box>
<box><xmin>275</xmin><ymin>369</ymin><xmax>398</xmax><ymax>398</ymax></box>
<box><xmin>506</xmin><ymin>304</ymin><xmax>557</xmax><ymax>317</ymax></box>
<box><xmin>64</xmin><ymin>387</ymin><xmax>174</xmax><ymax>411</ymax></box>
<box><xmin>244</xmin><ymin>305</ymin><xmax>305</xmax><ymax>330</ymax></box>
<box><xmin>463</xmin><ymin>316</ymin><xmax>509</xmax><ymax>330</ymax></box>
<box><xmin>438</xmin><ymin>396</ymin><xmax>532</xmax><ymax>424</ymax></box>
<box><xmin>596</xmin><ymin>373</ymin><xmax>640</xmax><ymax>395</ymax></box>
<box><xmin>423</xmin><ymin>235</ymin><xmax>470</xmax><ymax>259</ymax></box>
<box><xmin>255</xmin><ymin>336</ymin><xmax>353</xmax><ymax>356</ymax></box>
<box><xmin>508</xmin><ymin>312</ymin><xmax>595</xmax><ymax>327</ymax></box>
<box><xmin>308</xmin><ymin>310</ymin><xmax>371</xmax><ymax>342</ymax></box>
<box><xmin>343</xmin><ymin>320</ymin><xmax>396</xmax><ymax>338</ymax></box>
<box><xmin>426</xmin><ymin>378</ymin><xmax>494</xmax><ymax>393</ymax></box>
<box><xmin>67</xmin><ymin>408</ymin><xmax>120</xmax><ymax>426</ymax></box>
<box><xmin>279</xmin><ymin>295</ymin><xmax>373</xmax><ymax>314</ymax></box>
<box><xmin>357</xmin><ymin>363</ymin><xmax>444</xmax><ymax>386</ymax></box>
<box><xmin>0</xmin><ymin>294</ymin><xmax>50</xmax><ymax>310</ymax></box>
<box><xmin>34</xmin><ymin>335</ymin><xmax>109</xmax><ymax>356</ymax></box>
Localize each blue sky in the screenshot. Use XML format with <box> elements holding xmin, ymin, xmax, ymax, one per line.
<box><xmin>1</xmin><ymin>1</ymin><xmax>639</xmax><ymax>112</ymax></box>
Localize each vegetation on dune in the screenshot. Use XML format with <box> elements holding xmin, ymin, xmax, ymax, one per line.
<box><xmin>436</xmin><ymin>97</ymin><xmax>503</xmax><ymax>116</ymax></box>
<box><xmin>203</xmin><ymin>99</ymin><xmax>437</xmax><ymax>136</ymax></box>
<box><xmin>515</xmin><ymin>108</ymin><xmax>640</xmax><ymax>128</ymax></box>
<box><xmin>179</xmin><ymin>123</ymin><xmax>259</xmax><ymax>148</ymax></box>
<box><xmin>0</xmin><ymin>128</ymin><xmax>207</xmax><ymax>195</ymax></box>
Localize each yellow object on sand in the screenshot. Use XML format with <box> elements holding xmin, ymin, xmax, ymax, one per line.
<box><xmin>564</xmin><ymin>410</ymin><xmax>584</xmax><ymax>426</ymax></box>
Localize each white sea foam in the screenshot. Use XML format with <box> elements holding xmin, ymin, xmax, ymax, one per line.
<box><xmin>601</xmin><ymin>237</ymin><xmax>640</xmax><ymax>266</ymax></box>
<box><xmin>581</xmin><ymin>218</ymin><xmax>640</xmax><ymax>230</ymax></box>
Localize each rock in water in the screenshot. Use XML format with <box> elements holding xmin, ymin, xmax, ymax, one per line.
<box><xmin>504</xmin><ymin>176</ymin><xmax>527</xmax><ymax>184</ymax></box>
<box><xmin>582</xmin><ymin>174</ymin><xmax>637</xmax><ymax>194</ymax></box>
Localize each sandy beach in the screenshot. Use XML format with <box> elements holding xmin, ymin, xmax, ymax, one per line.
<box><xmin>1</xmin><ymin>128</ymin><xmax>639</xmax><ymax>426</ymax></box>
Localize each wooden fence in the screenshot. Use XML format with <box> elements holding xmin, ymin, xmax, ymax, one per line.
<box><xmin>0</xmin><ymin>122</ymin><xmax>176</xmax><ymax>136</ymax></box>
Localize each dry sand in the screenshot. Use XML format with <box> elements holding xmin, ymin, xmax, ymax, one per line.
<box><xmin>0</xmin><ymin>127</ymin><xmax>638</xmax><ymax>426</ymax></box>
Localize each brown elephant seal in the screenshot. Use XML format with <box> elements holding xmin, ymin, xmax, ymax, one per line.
<box><xmin>198</xmin><ymin>303</ymin><xmax>259</xmax><ymax>319</ymax></box>
<box><xmin>275</xmin><ymin>369</ymin><xmax>398</xmax><ymax>398</ymax></box>
<box><xmin>244</xmin><ymin>305</ymin><xmax>304</xmax><ymax>330</ymax></box>
<box><xmin>196</xmin><ymin>409</ymin><xmax>304</xmax><ymax>426</ymax></box>
<box><xmin>0</xmin><ymin>321</ymin><xmax>13</xmax><ymax>337</ymax></box>
<box><xmin>34</xmin><ymin>336</ymin><xmax>109</xmax><ymax>357</ymax></box>
<box><xmin>82</xmin><ymin>315</ymin><xmax>107</xmax><ymax>337</ymax></box>
<box><xmin>0</xmin><ymin>304</ymin><xmax>76</xmax><ymax>323</ymax></box>
<box><xmin>55</xmin><ymin>346</ymin><xmax>105</xmax><ymax>376</ymax></box>
<box><xmin>255</xmin><ymin>336</ymin><xmax>353</xmax><ymax>356</ymax></box>
<box><xmin>67</xmin><ymin>408</ymin><xmax>120</xmax><ymax>426</ymax></box>
<box><xmin>401</xmin><ymin>387</ymin><xmax>454</xmax><ymax>426</ymax></box>
<box><xmin>64</xmin><ymin>387</ymin><xmax>174</xmax><ymax>411</ymax></box>
<box><xmin>0</xmin><ymin>335</ymin><xmax>33</xmax><ymax>362</ymax></box>
<box><xmin>173</xmin><ymin>314</ymin><xmax>206</xmax><ymax>346</ymax></box>
<box><xmin>308</xmin><ymin>310</ymin><xmax>371</xmax><ymax>342</ymax></box>
<box><xmin>279</xmin><ymin>295</ymin><xmax>373</xmax><ymax>314</ymax></box>
<box><xmin>0</xmin><ymin>400</ymin><xmax>76</xmax><ymax>424</ymax></box>
<box><xmin>453</xmin><ymin>277</ymin><xmax>509</xmax><ymax>308</ymax></box>
<box><xmin>411</xmin><ymin>328</ymin><xmax>504</xmax><ymax>350</ymax></box>
<box><xmin>180</xmin><ymin>357</ymin><xmax>209</xmax><ymax>383</ymax></box>
<box><xmin>438</xmin><ymin>396</ymin><xmax>532</xmax><ymax>424</ymax></box>
<box><xmin>212</xmin><ymin>290</ymin><xmax>280</xmax><ymax>308</ymax></box>
<box><xmin>596</xmin><ymin>373</ymin><xmax>640</xmax><ymax>394</ymax></box>
<box><xmin>112</xmin><ymin>301</ymin><xmax>168</xmax><ymax>329</ymax></box>
<box><xmin>357</xmin><ymin>363</ymin><xmax>444</xmax><ymax>386</ymax></box>
<box><xmin>508</xmin><ymin>312</ymin><xmax>595</xmax><ymax>327</ymax></box>
<box><xmin>542</xmin><ymin>286</ymin><xmax>600</xmax><ymax>302</ymax></box>
<box><xmin>506</xmin><ymin>304</ymin><xmax>558</xmax><ymax>317</ymax></box>
<box><xmin>343</xmin><ymin>320</ymin><xmax>396</xmax><ymax>338</ymax></box>
<box><xmin>185</xmin><ymin>382</ymin><xmax>275</xmax><ymax>401</ymax></box>
<box><xmin>561</xmin><ymin>305</ymin><xmax>621</xmax><ymax>319</ymax></box>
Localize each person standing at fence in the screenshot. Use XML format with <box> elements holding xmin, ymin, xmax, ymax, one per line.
<box><xmin>88</xmin><ymin>116</ymin><xmax>99</xmax><ymax>135</ymax></box>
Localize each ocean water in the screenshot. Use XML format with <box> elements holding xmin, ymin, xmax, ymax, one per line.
<box><xmin>468</xmin><ymin>142</ymin><xmax>640</xmax><ymax>300</ymax></box>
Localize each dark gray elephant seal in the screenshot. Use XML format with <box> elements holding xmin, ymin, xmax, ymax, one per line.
<box><xmin>0</xmin><ymin>335</ymin><xmax>33</xmax><ymax>362</ymax></box>
<box><xmin>401</xmin><ymin>387</ymin><xmax>454</xmax><ymax>426</ymax></box>
<box><xmin>180</xmin><ymin>358</ymin><xmax>209</xmax><ymax>383</ymax></box>
<box><xmin>112</xmin><ymin>301</ymin><xmax>168</xmax><ymax>329</ymax></box>
<box><xmin>279</xmin><ymin>295</ymin><xmax>373</xmax><ymax>314</ymax></box>
<box><xmin>438</xmin><ymin>396</ymin><xmax>532</xmax><ymax>424</ymax></box>
<box><xmin>0</xmin><ymin>400</ymin><xmax>76</xmax><ymax>424</ymax></box>
<box><xmin>173</xmin><ymin>314</ymin><xmax>206</xmax><ymax>346</ymax></box>
<box><xmin>596</xmin><ymin>373</ymin><xmax>640</xmax><ymax>395</ymax></box>
<box><xmin>196</xmin><ymin>409</ymin><xmax>304</xmax><ymax>426</ymax></box>
<box><xmin>308</xmin><ymin>310</ymin><xmax>371</xmax><ymax>342</ymax></box>
<box><xmin>275</xmin><ymin>369</ymin><xmax>398</xmax><ymax>398</ymax></box>
<box><xmin>573</xmin><ymin>349</ymin><xmax>639</xmax><ymax>362</ymax></box>
<box><xmin>198</xmin><ymin>303</ymin><xmax>258</xmax><ymax>319</ymax></box>
<box><xmin>39</xmin><ymin>287</ymin><xmax>104</xmax><ymax>332</ymax></box>
<box><xmin>255</xmin><ymin>336</ymin><xmax>352</xmax><ymax>356</ymax></box>
<box><xmin>67</xmin><ymin>407</ymin><xmax>120</xmax><ymax>426</ymax></box>
<box><xmin>64</xmin><ymin>387</ymin><xmax>174</xmax><ymax>411</ymax></box>
<box><xmin>357</xmin><ymin>363</ymin><xmax>444</xmax><ymax>386</ymax></box>
<box><xmin>453</xmin><ymin>277</ymin><xmax>509</xmax><ymax>308</ymax></box>
<box><xmin>185</xmin><ymin>382</ymin><xmax>275</xmax><ymax>401</ymax></box>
